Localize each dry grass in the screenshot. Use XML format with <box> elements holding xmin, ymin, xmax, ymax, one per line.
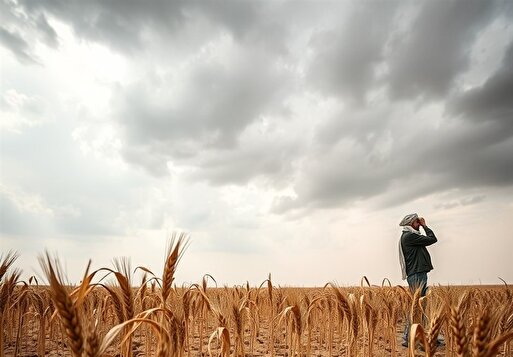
<box><xmin>1</xmin><ymin>245</ymin><xmax>512</xmax><ymax>357</ymax></box>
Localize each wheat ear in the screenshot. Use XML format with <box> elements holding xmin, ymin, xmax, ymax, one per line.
<box><xmin>39</xmin><ymin>253</ymin><xmax>84</xmax><ymax>357</ymax></box>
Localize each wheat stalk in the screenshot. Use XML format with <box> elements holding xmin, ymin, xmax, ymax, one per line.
<box><xmin>161</xmin><ymin>232</ymin><xmax>189</xmax><ymax>306</ymax></box>
<box><xmin>39</xmin><ymin>253</ymin><xmax>84</xmax><ymax>357</ymax></box>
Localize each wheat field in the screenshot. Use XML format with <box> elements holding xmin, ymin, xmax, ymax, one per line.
<box><xmin>1</xmin><ymin>236</ymin><xmax>512</xmax><ymax>357</ymax></box>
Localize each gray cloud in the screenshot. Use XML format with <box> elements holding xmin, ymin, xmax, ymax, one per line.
<box><xmin>386</xmin><ymin>0</ymin><xmax>497</xmax><ymax>100</ymax></box>
<box><xmin>124</xmin><ymin>56</ymin><xmax>289</xmax><ymax>146</ymax></box>
<box><xmin>307</xmin><ymin>3</ymin><xmax>399</xmax><ymax>103</ymax></box>
<box><xmin>272</xmin><ymin>137</ymin><xmax>397</xmax><ymax>214</ymax></box>
<box><xmin>5</xmin><ymin>0</ymin><xmax>301</xmax><ymax>186</ymax></box>
<box><xmin>2</xmin><ymin>0</ymin><xmax>513</xmax><ymax>287</ymax></box>
<box><xmin>0</xmin><ymin>194</ymin><xmax>43</xmax><ymax>235</ymax></box>
<box><xmin>449</xmin><ymin>40</ymin><xmax>513</xmax><ymax>133</ymax></box>
<box><xmin>16</xmin><ymin>0</ymin><xmax>289</xmax><ymax>56</ymax></box>
<box><xmin>4</xmin><ymin>0</ymin><xmax>513</xmax><ymax>218</ymax></box>
<box><xmin>0</xmin><ymin>121</ymin><xmax>164</xmax><ymax>238</ymax></box>
<box><xmin>268</xmin><ymin>2</ymin><xmax>513</xmax><ymax>214</ymax></box>
<box><xmin>0</xmin><ymin>26</ymin><xmax>39</xmax><ymax>64</ymax></box>
<box><xmin>194</xmin><ymin>1</ymin><xmax>261</xmax><ymax>43</ymax></box>
<box><xmin>434</xmin><ymin>195</ymin><xmax>486</xmax><ymax>210</ymax></box>
<box><xmin>0</xmin><ymin>0</ymin><xmax>59</xmax><ymax>63</ymax></box>
<box><xmin>116</xmin><ymin>45</ymin><xmax>296</xmax><ymax>181</ymax></box>
<box><xmin>304</xmin><ymin>0</ymin><xmax>503</xmax><ymax>103</ymax></box>
<box><xmin>18</xmin><ymin>0</ymin><xmax>187</xmax><ymax>53</ymax></box>
<box><xmin>314</xmin><ymin>106</ymin><xmax>395</xmax><ymax>148</ymax></box>
<box><xmin>187</xmin><ymin>136</ymin><xmax>300</xmax><ymax>186</ymax></box>
<box><xmin>423</xmin><ymin>123</ymin><xmax>513</xmax><ymax>187</ymax></box>
<box><xmin>35</xmin><ymin>13</ymin><xmax>58</xmax><ymax>48</ymax></box>
<box><xmin>274</xmin><ymin>96</ymin><xmax>513</xmax><ymax>214</ymax></box>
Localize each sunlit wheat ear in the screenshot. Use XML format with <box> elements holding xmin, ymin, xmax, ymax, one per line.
<box><xmin>161</xmin><ymin>232</ymin><xmax>189</xmax><ymax>306</ymax></box>
<box><xmin>427</xmin><ymin>307</ymin><xmax>445</xmax><ymax>353</ymax></box>
<box><xmin>0</xmin><ymin>269</ymin><xmax>21</xmax><ymax>357</ymax></box>
<box><xmin>450</xmin><ymin>292</ymin><xmax>469</xmax><ymax>357</ymax></box>
<box><xmin>138</xmin><ymin>272</ymin><xmax>148</xmax><ymax>311</ymax></box>
<box><xmin>482</xmin><ymin>330</ymin><xmax>513</xmax><ymax>357</ymax></box>
<box><xmin>0</xmin><ymin>270</ymin><xmax>20</xmax><ymax>313</ymax></box>
<box><xmin>505</xmin><ymin>310</ymin><xmax>513</xmax><ymax>333</ymax></box>
<box><xmin>39</xmin><ymin>252</ymin><xmax>84</xmax><ymax>357</ymax></box>
<box><xmin>112</xmin><ymin>257</ymin><xmax>134</xmax><ymax>320</ymax></box>
<box><xmin>267</xmin><ymin>273</ymin><xmax>273</xmax><ymax>303</ymax></box>
<box><xmin>348</xmin><ymin>293</ymin><xmax>359</xmax><ymax>349</ymax></box>
<box><xmin>232</xmin><ymin>302</ymin><xmax>243</xmax><ymax>338</ymax></box>
<box><xmin>101</xmin><ymin>284</ymin><xmax>125</xmax><ymax>323</ymax></box>
<box><xmin>31</xmin><ymin>290</ymin><xmax>49</xmax><ymax>357</ymax></box>
<box><xmin>325</xmin><ymin>282</ymin><xmax>352</xmax><ymax>322</ymax></box>
<box><xmin>85</xmin><ymin>320</ymin><xmax>99</xmax><ymax>357</ymax></box>
<box><xmin>0</xmin><ymin>250</ymin><xmax>18</xmax><ymax>282</ymax></box>
<box><xmin>472</xmin><ymin>308</ymin><xmax>492</xmax><ymax>357</ymax></box>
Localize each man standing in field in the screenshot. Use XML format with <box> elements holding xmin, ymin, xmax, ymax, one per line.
<box><xmin>398</xmin><ymin>213</ymin><xmax>438</xmax><ymax>347</ymax></box>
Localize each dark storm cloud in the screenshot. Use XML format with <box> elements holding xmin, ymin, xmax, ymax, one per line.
<box><xmin>304</xmin><ymin>0</ymin><xmax>503</xmax><ymax>103</ymax></box>
<box><xmin>194</xmin><ymin>1</ymin><xmax>260</xmax><ymax>40</ymax></box>
<box><xmin>121</xmin><ymin>55</ymin><xmax>289</xmax><ymax>146</ymax></box>
<box><xmin>198</xmin><ymin>1</ymin><xmax>302</xmax><ymax>57</ymax></box>
<box><xmin>307</xmin><ymin>3</ymin><xmax>399</xmax><ymax>103</ymax></box>
<box><xmin>422</xmin><ymin>122</ymin><xmax>513</xmax><ymax>188</ymax></box>
<box><xmin>186</xmin><ymin>137</ymin><xmax>301</xmax><ymax>186</ymax></box>
<box><xmin>269</xmin><ymin>1</ymin><xmax>513</xmax><ymax>214</ymax></box>
<box><xmin>272</xmin><ymin>137</ymin><xmax>398</xmax><ymax>213</ymax></box>
<box><xmin>5</xmin><ymin>0</ymin><xmax>513</xmax><ymax>215</ymax></box>
<box><xmin>314</xmin><ymin>106</ymin><xmax>394</xmax><ymax>148</ymax></box>
<box><xmin>15</xmin><ymin>0</ymin><xmax>286</xmax><ymax>55</ymax></box>
<box><xmin>274</xmin><ymin>112</ymin><xmax>513</xmax><ymax>214</ymax></box>
<box><xmin>6</xmin><ymin>0</ymin><xmax>312</xmax><ymax>65</ymax></box>
<box><xmin>386</xmin><ymin>0</ymin><xmax>497</xmax><ymax>100</ymax></box>
<box><xmin>3</xmin><ymin>0</ymin><xmax>300</xmax><ymax>186</ymax></box>
<box><xmin>425</xmin><ymin>39</ymin><xmax>513</xmax><ymax>198</ymax></box>
<box><xmin>275</xmin><ymin>53</ymin><xmax>513</xmax><ymax>214</ymax></box>
<box><xmin>116</xmin><ymin>47</ymin><xmax>295</xmax><ymax>179</ymax></box>
<box><xmin>18</xmin><ymin>0</ymin><xmax>187</xmax><ymax>53</ymax></box>
<box><xmin>449</xmin><ymin>41</ymin><xmax>513</xmax><ymax>132</ymax></box>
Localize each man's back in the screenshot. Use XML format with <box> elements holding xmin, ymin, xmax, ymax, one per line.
<box><xmin>400</xmin><ymin>226</ymin><xmax>437</xmax><ymax>276</ymax></box>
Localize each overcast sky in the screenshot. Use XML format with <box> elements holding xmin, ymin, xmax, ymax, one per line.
<box><xmin>1</xmin><ymin>0</ymin><xmax>513</xmax><ymax>286</ymax></box>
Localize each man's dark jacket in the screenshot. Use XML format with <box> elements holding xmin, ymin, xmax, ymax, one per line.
<box><xmin>400</xmin><ymin>227</ymin><xmax>437</xmax><ymax>277</ymax></box>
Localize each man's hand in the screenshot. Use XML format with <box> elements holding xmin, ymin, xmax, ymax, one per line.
<box><xmin>419</xmin><ymin>217</ymin><xmax>426</xmax><ymax>227</ymax></box>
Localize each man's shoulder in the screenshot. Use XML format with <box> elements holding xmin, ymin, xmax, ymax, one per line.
<box><xmin>401</xmin><ymin>230</ymin><xmax>421</xmax><ymax>242</ymax></box>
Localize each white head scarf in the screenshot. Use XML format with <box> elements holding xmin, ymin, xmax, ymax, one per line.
<box><xmin>399</xmin><ymin>213</ymin><xmax>418</xmax><ymax>227</ymax></box>
<box><xmin>398</xmin><ymin>213</ymin><xmax>419</xmax><ymax>280</ymax></box>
